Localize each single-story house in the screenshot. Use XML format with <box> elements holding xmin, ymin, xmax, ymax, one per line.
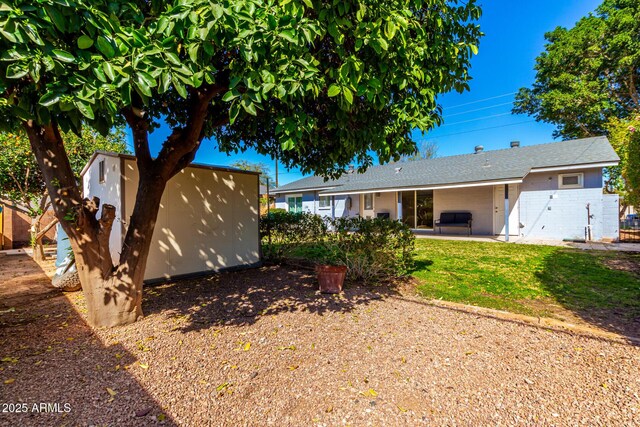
<box><xmin>274</xmin><ymin>137</ymin><xmax>621</xmax><ymax>242</ymax></box>
<box><xmin>81</xmin><ymin>152</ymin><xmax>261</xmax><ymax>282</ymax></box>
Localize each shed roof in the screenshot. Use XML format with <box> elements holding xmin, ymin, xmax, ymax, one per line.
<box><xmin>80</xmin><ymin>151</ymin><xmax>261</xmax><ymax>178</ymax></box>
<box><xmin>274</xmin><ymin>137</ymin><xmax>619</xmax><ymax>195</ymax></box>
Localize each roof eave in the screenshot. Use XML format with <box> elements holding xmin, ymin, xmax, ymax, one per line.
<box><xmin>274</xmin><ymin>186</ymin><xmax>337</xmax><ymax>195</ymax></box>
<box><xmin>528</xmin><ymin>161</ymin><xmax>619</xmax><ymax>173</ymax></box>
<box><xmin>320</xmin><ymin>178</ymin><xmax>524</xmax><ymax>196</ymax></box>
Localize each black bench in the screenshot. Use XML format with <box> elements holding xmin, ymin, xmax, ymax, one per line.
<box><xmin>435</xmin><ymin>212</ymin><xmax>473</xmax><ymax>235</ymax></box>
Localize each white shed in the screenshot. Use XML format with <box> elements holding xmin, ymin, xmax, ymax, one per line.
<box><xmin>81</xmin><ymin>152</ymin><xmax>261</xmax><ymax>283</ymax></box>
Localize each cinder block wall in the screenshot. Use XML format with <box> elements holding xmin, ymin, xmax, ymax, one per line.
<box><xmin>1</xmin><ymin>206</ymin><xmax>58</xmax><ymax>250</ymax></box>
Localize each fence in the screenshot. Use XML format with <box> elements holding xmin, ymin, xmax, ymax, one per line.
<box><xmin>620</xmin><ymin>218</ymin><xmax>640</xmax><ymax>242</ymax></box>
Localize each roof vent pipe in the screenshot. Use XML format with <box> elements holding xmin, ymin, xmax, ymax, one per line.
<box><xmin>510</xmin><ymin>140</ymin><xmax>520</xmax><ymax>148</ymax></box>
<box><xmin>474</xmin><ymin>145</ymin><xmax>484</xmax><ymax>154</ymax></box>
<box><xmin>348</xmin><ymin>164</ymin><xmax>355</xmax><ymax>173</ymax></box>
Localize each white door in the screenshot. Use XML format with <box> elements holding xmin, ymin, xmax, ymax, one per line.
<box><xmin>493</xmin><ymin>184</ymin><xmax>519</xmax><ymax>235</ymax></box>
<box><xmin>361</xmin><ymin>193</ymin><xmax>375</xmax><ymax>219</ymax></box>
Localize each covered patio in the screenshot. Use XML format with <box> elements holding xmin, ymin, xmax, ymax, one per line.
<box><xmin>325</xmin><ymin>181</ymin><xmax>521</xmax><ymax>241</ymax></box>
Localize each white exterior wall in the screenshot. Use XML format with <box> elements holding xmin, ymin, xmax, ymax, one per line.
<box><xmin>276</xmin><ymin>192</ymin><xmax>359</xmax><ymax>219</ymax></box>
<box><xmin>602</xmin><ymin>194</ymin><xmax>620</xmax><ymax>241</ymax></box>
<box><xmin>82</xmin><ymin>154</ymin><xmax>123</xmax><ymax>264</ymax></box>
<box><xmin>519</xmin><ymin>168</ymin><xmax>608</xmax><ymax>241</ymax></box>
<box><xmin>433</xmin><ymin>186</ymin><xmax>494</xmax><ymax>235</ymax></box>
<box><xmin>360</xmin><ymin>192</ymin><xmax>396</xmax><ymax>219</ymax></box>
<box><xmin>119</xmin><ymin>159</ymin><xmax>260</xmax><ymax>281</ymax></box>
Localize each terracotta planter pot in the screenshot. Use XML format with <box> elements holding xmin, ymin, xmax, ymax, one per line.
<box><xmin>316</xmin><ymin>264</ymin><xmax>347</xmax><ymax>294</ymax></box>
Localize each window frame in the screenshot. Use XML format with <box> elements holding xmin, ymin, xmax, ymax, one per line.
<box><xmin>318</xmin><ymin>195</ymin><xmax>331</xmax><ymax>209</ymax></box>
<box><xmin>98</xmin><ymin>159</ymin><xmax>106</xmax><ymax>184</ymax></box>
<box><xmin>287</xmin><ymin>195</ymin><xmax>303</xmax><ymax>213</ymax></box>
<box><xmin>558</xmin><ymin>172</ymin><xmax>584</xmax><ymax>189</ymax></box>
<box><xmin>363</xmin><ymin>193</ymin><xmax>374</xmax><ymax>210</ymax></box>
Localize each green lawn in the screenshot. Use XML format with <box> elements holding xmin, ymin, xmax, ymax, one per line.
<box><xmin>412</xmin><ymin>239</ymin><xmax>640</xmax><ymax>321</ymax></box>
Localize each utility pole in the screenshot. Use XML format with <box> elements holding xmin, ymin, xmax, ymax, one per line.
<box><xmin>275</xmin><ymin>154</ymin><xmax>279</xmax><ymax>188</ymax></box>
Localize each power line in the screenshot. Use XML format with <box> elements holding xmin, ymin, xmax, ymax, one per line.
<box><xmin>441</xmin><ymin>112</ymin><xmax>512</xmax><ymax>127</ymax></box>
<box><xmin>447</xmin><ymin>101</ymin><xmax>515</xmax><ymax>118</ymax></box>
<box><xmin>443</xmin><ymin>92</ymin><xmax>518</xmax><ymax>110</ymax></box>
<box><xmin>418</xmin><ymin>119</ymin><xmax>536</xmax><ymax>140</ymax></box>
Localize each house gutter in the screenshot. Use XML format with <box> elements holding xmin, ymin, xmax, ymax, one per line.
<box><xmin>274</xmin><ymin>186</ymin><xmax>337</xmax><ymax>195</ymax></box>
<box><xmin>528</xmin><ymin>162</ymin><xmax>618</xmax><ymax>173</ymax></box>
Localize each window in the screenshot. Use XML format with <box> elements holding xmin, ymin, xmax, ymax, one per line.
<box><xmin>287</xmin><ymin>196</ymin><xmax>303</xmax><ymax>213</ymax></box>
<box><xmin>319</xmin><ymin>195</ymin><xmax>331</xmax><ymax>209</ymax></box>
<box><xmin>559</xmin><ymin>173</ymin><xmax>584</xmax><ymax>189</ymax></box>
<box><xmin>363</xmin><ymin>193</ymin><xmax>373</xmax><ymax>210</ymax></box>
<box><xmin>98</xmin><ymin>159</ymin><xmax>106</xmax><ymax>183</ymax></box>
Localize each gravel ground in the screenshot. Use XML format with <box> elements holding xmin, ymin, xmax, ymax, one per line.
<box><xmin>1</xmin><ymin>256</ymin><xmax>639</xmax><ymax>426</ymax></box>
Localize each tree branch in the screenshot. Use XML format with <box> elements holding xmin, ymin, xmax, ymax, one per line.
<box><xmin>122</xmin><ymin>107</ymin><xmax>153</xmax><ymax>170</ymax></box>
<box><xmin>35</xmin><ymin>217</ymin><xmax>59</xmax><ymax>240</ymax></box>
<box><xmin>23</xmin><ymin>121</ymin><xmax>85</xmax><ymax>243</ymax></box>
<box><xmin>629</xmin><ymin>69</ymin><xmax>639</xmax><ymax>109</ymax></box>
<box><xmin>156</xmin><ymin>84</ymin><xmax>227</xmax><ymax>178</ymax></box>
<box><xmin>98</xmin><ymin>204</ymin><xmax>116</xmax><ymax>277</ymax></box>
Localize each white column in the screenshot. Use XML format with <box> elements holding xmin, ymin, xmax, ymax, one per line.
<box><xmin>504</xmin><ymin>184</ymin><xmax>510</xmax><ymax>242</ymax></box>
<box><xmin>397</xmin><ymin>192</ymin><xmax>402</xmax><ymax>221</ymax></box>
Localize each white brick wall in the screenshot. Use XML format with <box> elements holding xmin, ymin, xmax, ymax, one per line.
<box><xmin>519</xmin><ymin>168</ymin><xmax>610</xmax><ymax>241</ymax></box>
<box><xmin>602</xmin><ymin>194</ymin><xmax>620</xmax><ymax>241</ymax></box>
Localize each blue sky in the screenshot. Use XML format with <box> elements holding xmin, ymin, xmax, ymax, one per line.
<box><xmin>136</xmin><ymin>0</ymin><xmax>602</xmax><ymax>186</ymax></box>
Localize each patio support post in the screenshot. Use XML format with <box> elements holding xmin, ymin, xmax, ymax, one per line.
<box><xmin>504</xmin><ymin>184</ymin><xmax>509</xmax><ymax>242</ymax></box>
<box><xmin>397</xmin><ymin>192</ymin><xmax>402</xmax><ymax>221</ymax></box>
<box><xmin>331</xmin><ymin>196</ymin><xmax>335</xmax><ymax>220</ymax></box>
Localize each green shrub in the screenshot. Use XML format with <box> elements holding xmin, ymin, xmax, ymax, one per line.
<box><xmin>261</xmin><ymin>213</ymin><xmax>415</xmax><ymax>283</ymax></box>
<box><xmin>260</xmin><ymin>211</ymin><xmax>328</xmax><ymax>259</ymax></box>
<box><xmin>330</xmin><ymin>217</ymin><xmax>415</xmax><ymax>283</ymax></box>
<box><xmin>267</xmin><ymin>208</ymin><xmax>287</xmax><ymax>214</ymax></box>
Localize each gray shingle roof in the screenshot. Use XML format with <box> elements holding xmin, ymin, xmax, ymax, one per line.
<box><xmin>274</xmin><ymin>137</ymin><xmax>619</xmax><ymax>195</ymax></box>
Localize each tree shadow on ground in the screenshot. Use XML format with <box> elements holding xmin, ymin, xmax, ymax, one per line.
<box><xmin>536</xmin><ymin>248</ymin><xmax>640</xmax><ymax>342</ymax></box>
<box><xmin>408</xmin><ymin>259</ymin><xmax>433</xmax><ymax>273</ymax></box>
<box><xmin>0</xmin><ymin>255</ymin><xmax>176</xmax><ymax>426</ymax></box>
<box><xmin>144</xmin><ymin>264</ymin><xmax>402</xmax><ymax>334</ymax></box>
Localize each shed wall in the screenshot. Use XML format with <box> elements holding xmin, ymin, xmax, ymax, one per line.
<box><xmin>121</xmin><ymin>159</ymin><xmax>260</xmax><ymax>281</ymax></box>
<box><xmin>82</xmin><ymin>154</ymin><xmax>123</xmax><ymax>263</ymax></box>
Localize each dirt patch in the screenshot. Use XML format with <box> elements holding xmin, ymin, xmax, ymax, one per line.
<box><xmin>1</xmin><ymin>259</ymin><xmax>639</xmax><ymax>426</ymax></box>
<box><xmin>602</xmin><ymin>256</ymin><xmax>640</xmax><ymax>277</ymax></box>
<box><xmin>0</xmin><ymin>255</ymin><xmax>57</xmax><ymax>310</ymax></box>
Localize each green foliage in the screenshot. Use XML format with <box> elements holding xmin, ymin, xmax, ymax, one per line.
<box><xmin>230</xmin><ymin>160</ymin><xmax>273</xmax><ymax>186</ymax></box>
<box><xmin>260</xmin><ymin>211</ymin><xmax>328</xmax><ymax>258</ymax></box>
<box><xmin>513</xmin><ymin>0</ymin><xmax>639</xmax><ymax>139</ymax></box>
<box><xmin>513</xmin><ymin>0</ymin><xmax>640</xmax><ymax>203</ymax></box>
<box><xmin>330</xmin><ymin>216</ymin><xmax>415</xmax><ymax>283</ymax></box>
<box><xmin>0</xmin><ymin>0</ymin><xmax>482</xmax><ymax>179</ymax></box>
<box><xmin>261</xmin><ymin>213</ymin><xmax>415</xmax><ymax>283</ymax></box>
<box><xmin>607</xmin><ymin>114</ymin><xmax>640</xmax><ymax>208</ymax></box>
<box><xmin>0</xmin><ymin>127</ymin><xmax>128</xmax><ymax>213</ymax></box>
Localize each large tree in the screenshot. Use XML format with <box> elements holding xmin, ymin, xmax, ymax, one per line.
<box><xmin>0</xmin><ymin>128</ymin><xmax>127</xmax><ymax>260</ymax></box>
<box><xmin>0</xmin><ymin>0</ymin><xmax>481</xmax><ymax>327</ymax></box>
<box><xmin>513</xmin><ymin>0</ymin><xmax>639</xmax><ymax>209</ymax></box>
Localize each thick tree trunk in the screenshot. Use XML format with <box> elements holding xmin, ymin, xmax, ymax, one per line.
<box><xmin>76</xmin><ymin>176</ymin><xmax>167</xmax><ymax>327</ymax></box>
<box><xmin>24</xmin><ymin>85</ymin><xmax>221</xmax><ymax>328</ymax></box>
